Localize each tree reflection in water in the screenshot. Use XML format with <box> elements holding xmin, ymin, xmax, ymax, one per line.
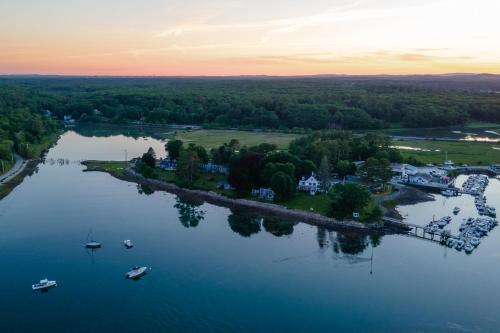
<box><xmin>315</xmin><ymin>227</ymin><xmax>384</xmax><ymax>256</ymax></box>
<box><xmin>174</xmin><ymin>197</ymin><xmax>206</xmax><ymax>228</ymax></box>
<box><xmin>228</xmin><ymin>214</ymin><xmax>261</xmax><ymax>237</ymax></box>
<box><xmin>262</xmin><ymin>218</ymin><xmax>296</xmax><ymax>237</ymax></box>
<box><xmin>137</xmin><ymin>184</ymin><xmax>155</xmax><ymax>196</ymax></box>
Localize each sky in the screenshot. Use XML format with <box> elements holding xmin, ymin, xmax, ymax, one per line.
<box><xmin>1</xmin><ymin>0</ymin><xmax>500</xmax><ymax>76</ymax></box>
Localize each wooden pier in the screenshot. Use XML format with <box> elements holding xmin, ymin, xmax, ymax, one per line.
<box><xmin>383</xmin><ymin>217</ymin><xmax>456</xmax><ymax>244</ymax></box>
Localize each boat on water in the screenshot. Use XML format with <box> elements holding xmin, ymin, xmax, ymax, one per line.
<box><xmin>487</xmin><ymin>206</ymin><xmax>496</xmax><ymax>217</ymax></box>
<box><xmin>85</xmin><ymin>241</ymin><xmax>101</xmax><ymax>249</ymax></box>
<box><xmin>124</xmin><ymin>240</ymin><xmax>134</xmax><ymax>249</ymax></box>
<box><xmin>470</xmin><ymin>237</ymin><xmax>481</xmax><ymax>247</ymax></box>
<box><xmin>32</xmin><ymin>278</ymin><xmax>57</xmax><ymax>291</ymax></box>
<box><xmin>84</xmin><ymin>230</ymin><xmax>101</xmax><ymax>249</ymax></box>
<box><xmin>125</xmin><ymin>266</ymin><xmax>148</xmax><ymax>279</ymax></box>
<box><xmin>441</xmin><ymin>189</ymin><xmax>455</xmax><ymax>197</ymax></box>
<box><xmin>464</xmin><ymin>243</ymin><xmax>474</xmax><ymax>253</ymax></box>
<box><xmin>455</xmin><ymin>240</ymin><xmax>465</xmax><ymax>250</ymax></box>
<box><xmin>453</xmin><ymin>207</ymin><xmax>460</xmax><ymax>214</ymax></box>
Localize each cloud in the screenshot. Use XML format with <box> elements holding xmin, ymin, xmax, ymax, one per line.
<box><xmin>155</xmin><ymin>1</ymin><xmax>437</xmax><ymax>38</ymax></box>
<box><xmin>398</xmin><ymin>53</ymin><xmax>434</xmax><ymax>62</ymax></box>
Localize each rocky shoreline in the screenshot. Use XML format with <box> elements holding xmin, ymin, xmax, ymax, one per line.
<box><xmin>83</xmin><ymin>162</ymin><xmax>387</xmax><ymax>233</ymax></box>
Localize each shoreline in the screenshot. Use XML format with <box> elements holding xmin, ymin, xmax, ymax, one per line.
<box><xmin>82</xmin><ymin>161</ymin><xmax>393</xmax><ymax>233</ymax></box>
<box><xmin>0</xmin><ymin>133</ymin><xmax>60</xmax><ymax>200</ymax></box>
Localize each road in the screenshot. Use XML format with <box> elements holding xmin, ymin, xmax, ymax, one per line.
<box><xmin>0</xmin><ymin>154</ymin><xmax>26</xmax><ymax>184</ymax></box>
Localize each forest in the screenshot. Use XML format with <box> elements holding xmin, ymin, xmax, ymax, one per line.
<box><xmin>0</xmin><ymin>97</ymin><xmax>57</xmax><ymax>172</ymax></box>
<box><xmin>1</xmin><ymin>75</ymin><xmax>500</xmax><ymax>132</ymax></box>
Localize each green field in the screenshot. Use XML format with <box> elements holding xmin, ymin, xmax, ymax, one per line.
<box><xmin>168</xmin><ymin>130</ymin><xmax>302</xmax><ymax>150</ymax></box>
<box><xmin>394</xmin><ymin>139</ymin><xmax>500</xmax><ymax>165</ymax></box>
<box><xmin>281</xmin><ymin>193</ymin><xmax>332</xmax><ymax>216</ymax></box>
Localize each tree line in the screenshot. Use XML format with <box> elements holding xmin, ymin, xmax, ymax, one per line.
<box><xmin>1</xmin><ymin>76</ymin><xmax>499</xmax><ymax>131</ymax></box>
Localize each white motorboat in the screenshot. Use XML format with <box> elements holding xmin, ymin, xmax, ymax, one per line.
<box><xmin>124</xmin><ymin>240</ymin><xmax>134</xmax><ymax>249</ymax></box>
<box><xmin>470</xmin><ymin>237</ymin><xmax>481</xmax><ymax>247</ymax></box>
<box><xmin>32</xmin><ymin>278</ymin><xmax>57</xmax><ymax>291</ymax></box>
<box><xmin>85</xmin><ymin>241</ymin><xmax>101</xmax><ymax>249</ymax></box>
<box><xmin>125</xmin><ymin>266</ymin><xmax>148</xmax><ymax>279</ymax></box>
<box><xmin>441</xmin><ymin>189</ymin><xmax>455</xmax><ymax>197</ymax></box>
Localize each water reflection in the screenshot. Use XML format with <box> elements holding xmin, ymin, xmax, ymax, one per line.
<box><xmin>262</xmin><ymin>218</ymin><xmax>296</xmax><ymax>237</ymax></box>
<box><xmin>174</xmin><ymin>197</ymin><xmax>206</xmax><ymax>228</ymax></box>
<box><xmin>228</xmin><ymin>214</ymin><xmax>261</xmax><ymax>237</ymax></box>
<box><xmin>137</xmin><ymin>184</ymin><xmax>155</xmax><ymax>196</ymax></box>
<box><xmin>316</xmin><ymin>227</ymin><xmax>384</xmax><ymax>255</ymax></box>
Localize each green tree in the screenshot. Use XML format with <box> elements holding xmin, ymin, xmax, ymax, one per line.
<box><xmin>270</xmin><ymin>171</ymin><xmax>295</xmax><ymax>200</ymax></box>
<box><xmin>187</xmin><ymin>143</ymin><xmax>209</xmax><ymax>163</ymax></box>
<box><xmin>317</xmin><ymin>156</ymin><xmax>331</xmax><ymax>191</ymax></box>
<box><xmin>336</xmin><ymin>160</ymin><xmax>355</xmax><ymax>178</ymax></box>
<box><xmin>141</xmin><ymin>150</ymin><xmax>156</xmax><ymax>168</ymax></box>
<box><xmin>176</xmin><ymin>150</ymin><xmax>201</xmax><ymax>184</ymax></box>
<box><xmin>358</xmin><ymin>157</ymin><xmax>392</xmax><ymax>184</ymax></box>
<box><xmin>329</xmin><ymin>183</ymin><xmax>371</xmax><ymax>220</ymax></box>
<box><xmin>166</xmin><ymin>139</ymin><xmax>183</xmax><ymax>160</ymax></box>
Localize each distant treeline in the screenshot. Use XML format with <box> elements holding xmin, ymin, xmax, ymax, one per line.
<box><xmin>1</xmin><ymin>75</ymin><xmax>500</xmax><ymax>130</ymax></box>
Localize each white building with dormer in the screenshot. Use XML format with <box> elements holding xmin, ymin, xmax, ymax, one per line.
<box><xmin>298</xmin><ymin>173</ymin><xmax>321</xmax><ymax>195</ymax></box>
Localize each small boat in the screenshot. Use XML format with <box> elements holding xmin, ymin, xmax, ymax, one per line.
<box><xmin>487</xmin><ymin>207</ymin><xmax>496</xmax><ymax>217</ymax></box>
<box><xmin>455</xmin><ymin>240</ymin><xmax>465</xmax><ymax>250</ymax></box>
<box><xmin>124</xmin><ymin>240</ymin><xmax>134</xmax><ymax>249</ymax></box>
<box><xmin>464</xmin><ymin>243</ymin><xmax>474</xmax><ymax>253</ymax></box>
<box><xmin>85</xmin><ymin>230</ymin><xmax>101</xmax><ymax>249</ymax></box>
<box><xmin>32</xmin><ymin>278</ymin><xmax>57</xmax><ymax>291</ymax></box>
<box><xmin>446</xmin><ymin>238</ymin><xmax>456</xmax><ymax>248</ymax></box>
<box><xmin>437</xmin><ymin>219</ymin><xmax>448</xmax><ymax>228</ymax></box>
<box><xmin>453</xmin><ymin>207</ymin><xmax>460</xmax><ymax>214</ymax></box>
<box><xmin>85</xmin><ymin>241</ymin><xmax>101</xmax><ymax>249</ymax></box>
<box><xmin>441</xmin><ymin>189</ymin><xmax>455</xmax><ymax>197</ymax></box>
<box><xmin>470</xmin><ymin>237</ymin><xmax>480</xmax><ymax>247</ymax></box>
<box><xmin>125</xmin><ymin>266</ymin><xmax>148</xmax><ymax>279</ymax></box>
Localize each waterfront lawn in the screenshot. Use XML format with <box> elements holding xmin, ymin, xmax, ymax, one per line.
<box><xmin>395</xmin><ymin>139</ymin><xmax>500</xmax><ymax>165</ymax></box>
<box><xmin>281</xmin><ymin>193</ymin><xmax>331</xmax><ymax>216</ymax></box>
<box><xmin>168</xmin><ymin>130</ymin><xmax>302</xmax><ymax>150</ymax></box>
<box><xmin>84</xmin><ymin>161</ymin><xmax>128</xmax><ymax>177</ymax></box>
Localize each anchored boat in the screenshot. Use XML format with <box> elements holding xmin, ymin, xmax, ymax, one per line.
<box><xmin>84</xmin><ymin>230</ymin><xmax>101</xmax><ymax>249</ymax></box>
<box><xmin>32</xmin><ymin>278</ymin><xmax>57</xmax><ymax>291</ymax></box>
<box><xmin>124</xmin><ymin>239</ymin><xmax>134</xmax><ymax>249</ymax></box>
<box><xmin>125</xmin><ymin>266</ymin><xmax>148</xmax><ymax>279</ymax></box>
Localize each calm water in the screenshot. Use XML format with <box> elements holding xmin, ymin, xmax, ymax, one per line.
<box><xmin>1</xmin><ymin>131</ymin><xmax>500</xmax><ymax>333</ymax></box>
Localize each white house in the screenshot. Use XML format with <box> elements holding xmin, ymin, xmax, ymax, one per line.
<box><xmin>298</xmin><ymin>173</ymin><xmax>321</xmax><ymax>196</ymax></box>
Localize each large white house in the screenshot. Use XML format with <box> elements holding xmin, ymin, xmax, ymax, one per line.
<box><xmin>298</xmin><ymin>173</ymin><xmax>321</xmax><ymax>195</ymax></box>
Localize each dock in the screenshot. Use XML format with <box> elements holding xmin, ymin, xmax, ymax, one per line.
<box><xmin>383</xmin><ymin>217</ymin><xmax>457</xmax><ymax>244</ymax></box>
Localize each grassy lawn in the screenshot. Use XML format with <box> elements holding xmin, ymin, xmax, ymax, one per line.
<box><xmin>394</xmin><ymin>139</ymin><xmax>500</xmax><ymax>165</ymax></box>
<box><xmin>168</xmin><ymin>130</ymin><xmax>302</xmax><ymax>150</ymax></box>
<box><xmin>83</xmin><ymin>161</ymin><xmax>128</xmax><ymax>177</ymax></box>
<box><xmin>281</xmin><ymin>193</ymin><xmax>331</xmax><ymax>216</ymax></box>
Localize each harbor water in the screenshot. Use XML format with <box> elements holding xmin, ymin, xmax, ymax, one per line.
<box><xmin>1</xmin><ymin>130</ymin><xmax>500</xmax><ymax>332</ymax></box>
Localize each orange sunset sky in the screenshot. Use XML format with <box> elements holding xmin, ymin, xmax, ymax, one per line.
<box><xmin>1</xmin><ymin>0</ymin><xmax>499</xmax><ymax>76</ymax></box>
